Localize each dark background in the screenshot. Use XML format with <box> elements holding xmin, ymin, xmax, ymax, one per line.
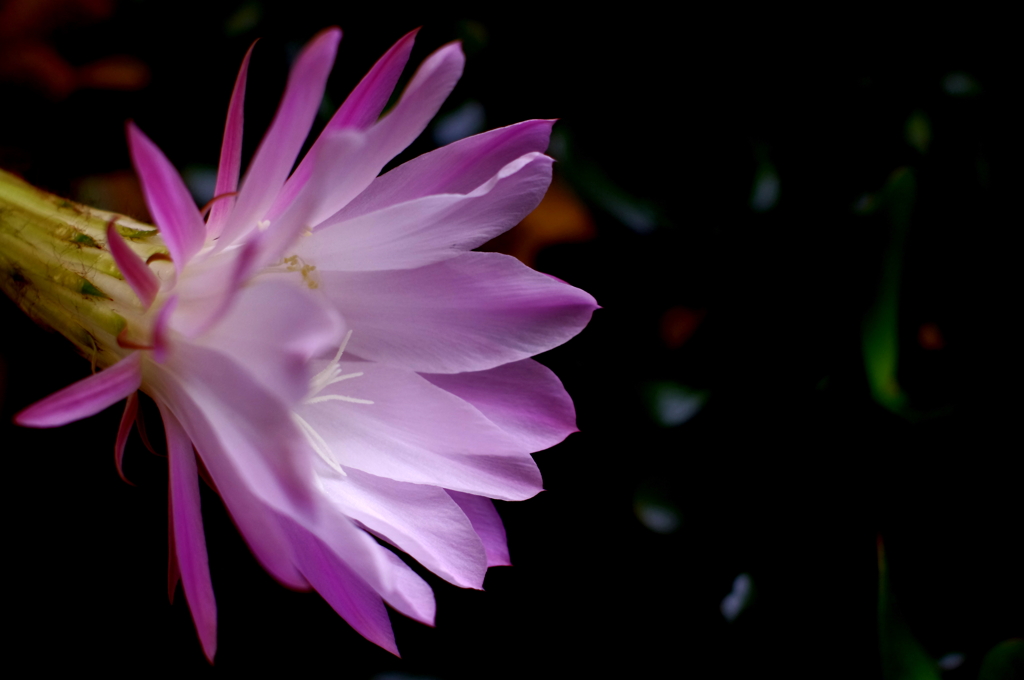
<box><xmin>1</xmin><ymin>2</ymin><xmax>1019</xmax><ymax>677</ymax></box>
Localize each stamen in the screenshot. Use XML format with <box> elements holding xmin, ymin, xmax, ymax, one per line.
<box><xmin>322</xmin><ymin>371</ymin><xmax>363</xmax><ymax>388</ymax></box>
<box><xmin>310</xmin><ymin>330</ymin><xmax>353</xmax><ymax>390</ymax></box>
<box><xmin>307</xmin><ymin>394</ymin><xmax>374</xmax><ymax>405</ymax></box>
<box><xmin>292</xmin><ymin>413</ymin><xmax>346</xmax><ymax>476</ymax></box>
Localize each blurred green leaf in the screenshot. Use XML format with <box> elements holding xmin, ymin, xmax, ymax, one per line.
<box><xmin>878</xmin><ymin>537</ymin><xmax>941</xmax><ymax>680</ymax></box>
<box><xmin>751</xmin><ymin>145</ymin><xmax>780</xmax><ymax>212</ymax></box>
<box><xmin>906</xmin><ymin>111</ymin><xmax>932</xmax><ymax>154</ymax></box>
<box><xmin>224</xmin><ymin>1</ymin><xmax>263</xmax><ymax>37</ymax></box>
<box><xmin>862</xmin><ymin>168</ymin><xmax>914</xmax><ymax>416</ymax></box>
<box><xmin>978</xmin><ymin>639</ymin><xmax>1024</xmax><ymax>680</ymax></box>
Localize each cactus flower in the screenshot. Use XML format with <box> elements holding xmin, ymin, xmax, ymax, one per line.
<box><xmin>1</xmin><ymin>27</ymin><xmax>595</xmax><ymax>662</ymax></box>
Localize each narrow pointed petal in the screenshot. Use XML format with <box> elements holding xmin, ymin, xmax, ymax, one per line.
<box><xmin>15</xmin><ymin>352</ymin><xmax>142</xmax><ymax>427</ymax></box>
<box><xmin>338</xmin><ymin>119</ymin><xmax>555</xmax><ymax>221</ymax></box>
<box><xmin>447</xmin><ymin>491</ymin><xmax>511</xmax><ymax>567</ymax></box>
<box><xmin>363</xmin><ymin>41</ymin><xmax>465</xmax><ymax>174</ymax></box>
<box><xmin>114</xmin><ymin>392</ymin><xmax>139</xmax><ymax>485</ymax></box>
<box><xmin>276</xmin><ymin>41</ymin><xmax>465</xmax><ymax>228</ymax></box>
<box><xmin>219</xmin><ymin>28</ymin><xmax>341</xmax><ymax>247</ymax></box>
<box><xmin>168</xmin><ymin>492</ymin><xmax>180</xmax><ymax>602</ymax></box>
<box><xmin>160</xmin><ymin>403</ymin><xmax>217</xmax><ymax>662</ymax></box>
<box><xmin>106</xmin><ymin>222</ymin><xmax>160</xmax><ymax>308</ymax></box>
<box><xmin>298</xmin><ymin>153</ymin><xmax>553</xmax><ymax>271</ymax></box>
<box><xmin>285</xmin><ymin>521</ymin><xmax>399</xmax><ymax>655</ymax></box>
<box><xmin>127</xmin><ymin>122</ymin><xmax>206</xmax><ymax>272</ymax></box>
<box><xmin>207</xmin><ymin>42</ymin><xmax>256</xmax><ymax>237</ymax></box>
<box><xmin>264</xmin><ymin>29</ymin><xmax>419</xmax><ymax>219</ymax></box>
<box><xmin>329</xmin><ymin>28</ymin><xmax>418</xmax><ymax>132</ymax></box>
<box><xmin>153</xmin><ymin>377</ymin><xmax>308</xmax><ymax>589</ymax></box>
<box><xmin>424</xmin><ymin>359</ymin><xmax>577</xmax><ymax>452</ymax></box>
<box><xmin>319</xmin><ymin>252</ymin><xmax>598</xmax><ymax>373</ymax></box>
<box><xmin>321</xmin><ymin>468</ymin><xmax>487</xmax><ymax>589</ymax></box>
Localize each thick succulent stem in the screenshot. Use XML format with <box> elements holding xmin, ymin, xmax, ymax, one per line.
<box><xmin>0</xmin><ymin>169</ymin><xmax>167</xmax><ymax>369</ymax></box>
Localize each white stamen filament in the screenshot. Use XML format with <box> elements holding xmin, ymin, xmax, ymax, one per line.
<box><xmin>307</xmin><ymin>394</ymin><xmax>374</xmax><ymax>405</ymax></box>
<box><xmin>292</xmin><ymin>413</ymin><xmax>346</xmax><ymax>475</ymax></box>
<box><xmin>294</xmin><ymin>330</ymin><xmax>373</xmax><ymax>477</ymax></box>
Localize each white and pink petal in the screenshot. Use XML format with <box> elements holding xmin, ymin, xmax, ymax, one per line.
<box><xmin>296</xmin><ymin>362</ymin><xmax>543</xmax><ymax>500</ymax></box>
<box><xmin>337</xmin><ymin>119</ymin><xmax>555</xmax><ymax>221</ymax></box>
<box><xmin>423</xmin><ymin>358</ymin><xmax>577</xmax><ymax>453</ymax></box>
<box><xmin>320</xmin><ymin>467</ymin><xmax>488</xmax><ymax>589</ymax></box>
<box><xmin>447</xmin><ymin>491</ymin><xmax>511</xmax><ymax>567</ymax></box>
<box><xmin>298</xmin><ymin>152</ymin><xmax>553</xmax><ymax>271</ymax></box>
<box><xmin>319</xmin><ymin>252</ymin><xmax>598</xmax><ymax>374</ymax></box>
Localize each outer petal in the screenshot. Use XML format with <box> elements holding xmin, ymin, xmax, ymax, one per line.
<box><xmin>114</xmin><ymin>392</ymin><xmax>138</xmax><ymax>484</ymax></box>
<box><xmin>283</xmin><ymin>520</ymin><xmax>399</xmax><ymax>655</ymax></box>
<box><xmin>276</xmin><ymin>507</ymin><xmax>436</xmax><ymax>626</ymax></box>
<box><xmin>127</xmin><ymin>123</ymin><xmax>206</xmax><ymax>273</ymax></box>
<box><xmin>447</xmin><ymin>491</ymin><xmax>511</xmax><ymax>567</ymax></box>
<box><xmin>328</xmin><ymin>28</ymin><xmax>418</xmax><ymax>132</ymax></box>
<box><xmin>219</xmin><ymin>28</ymin><xmax>341</xmax><ymax>247</ymax></box>
<box><xmin>106</xmin><ymin>222</ymin><xmax>160</xmax><ymax>308</ymax></box>
<box><xmin>423</xmin><ymin>358</ymin><xmax>578</xmax><ymax>452</ymax></box>
<box><xmin>147</xmin><ymin>344</ymin><xmax>318</xmax><ymax>520</ymax></box>
<box><xmin>153</xmin><ymin>376</ymin><xmax>308</xmax><ymax>589</ymax></box>
<box><xmin>265</xmin><ymin>29</ymin><xmax>419</xmax><ymax>219</ymax></box>
<box><xmin>337</xmin><ymin>119</ymin><xmax>555</xmax><ymax>221</ymax></box>
<box><xmin>319</xmin><ymin>252</ymin><xmax>598</xmax><ymax>374</ymax></box>
<box><xmin>15</xmin><ymin>352</ymin><xmax>142</xmax><ymax>427</ymax></box>
<box><xmin>159</xmin><ymin>402</ymin><xmax>217</xmax><ymax>662</ymax></box>
<box><xmin>297</xmin><ymin>362</ymin><xmax>544</xmax><ymax>500</ymax></box>
<box><xmin>195</xmin><ymin>281</ymin><xmax>343</xmax><ymax>403</ymax></box>
<box><xmin>288</xmin><ymin>42</ymin><xmax>465</xmax><ymax>228</ymax></box>
<box><xmin>321</xmin><ymin>468</ymin><xmax>488</xmax><ymax>588</ymax></box>
<box><xmin>206</xmin><ymin>42</ymin><xmax>255</xmax><ymax>237</ymax></box>
<box><xmin>296</xmin><ymin>153</ymin><xmax>553</xmax><ymax>271</ymax></box>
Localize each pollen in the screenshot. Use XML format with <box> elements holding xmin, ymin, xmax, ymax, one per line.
<box><xmin>281</xmin><ymin>254</ymin><xmax>319</xmax><ymax>289</ymax></box>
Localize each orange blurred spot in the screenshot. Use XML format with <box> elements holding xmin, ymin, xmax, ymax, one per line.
<box><xmin>483</xmin><ymin>175</ymin><xmax>595</xmax><ymax>267</ymax></box>
<box><xmin>660</xmin><ymin>307</ymin><xmax>706</xmax><ymax>348</ymax></box>
<box><xmin>918</xmin><ymin>322</ymin><xmax>945</xmax><ymax>350</ymax></box>
<box><xmin>0</xmin><ymin>0</ymin><xmax>146</xmax><ymax>99</ymax></box>
<box><xmin>76</xmin><ymin>55</ymin><xmax>150</xmax><ymax>91</ymax></box>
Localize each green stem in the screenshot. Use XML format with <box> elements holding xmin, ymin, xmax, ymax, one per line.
<box><xmin>0</xmin><ymin>168</ymin><xmax>166</xmax><ymax>369</ymax></box>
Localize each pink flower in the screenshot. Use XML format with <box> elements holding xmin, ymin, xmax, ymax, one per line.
<box><xmin>13</xmin><ymin>27</ymin><xmax>595</xmax><ymax>661</ymax></box>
